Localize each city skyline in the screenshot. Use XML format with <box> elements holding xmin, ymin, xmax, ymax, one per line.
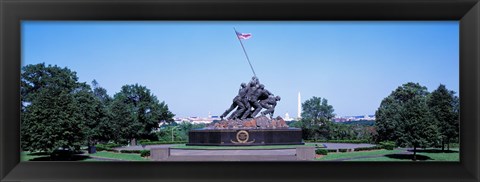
<box><xmin>22</xmin><ymin>21</ymin><xmax>459</xmax><ymax>117</ymax></box>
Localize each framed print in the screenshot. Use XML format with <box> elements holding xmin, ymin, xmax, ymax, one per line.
<box><xmin>1</xmin><ymin>0</ymin><xmax>479</xmax><ymax>181</ymax></box>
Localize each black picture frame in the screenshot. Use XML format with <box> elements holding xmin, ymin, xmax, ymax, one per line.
<box><xmin>1</xmin><ymin>0</ymin><xmax>479</xmax><ymax>181</ymax></box>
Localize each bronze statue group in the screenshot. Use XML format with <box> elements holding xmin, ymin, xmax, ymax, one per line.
<box><xmin>221</xmin><ymin>76</ymin><xmax>281</xmax><ymax>120</ymax></box>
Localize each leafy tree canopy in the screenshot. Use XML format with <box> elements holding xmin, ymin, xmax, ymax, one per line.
<box><xmin>301</xmin><ymin>96</ymin><xmax>335</xmax><ymax>125</ymax></box>
<box><xmin>427</xmin><ymin>84</ymin><xmax>459</xmax><ymax>150</ymax></box>
<box><xmin>21</xmin><ymin>63</ymin><xmax>91</xmax><ymax>152</ymax></box>
<box><xmin>109</xmin><ymin>84</ymin><xmax>175</xmax><ymax>143</ymax></box>
<box><xmin>375</xmin><ymin>82</ymin><xmax>440</xmax><ymax>158</ymax></box>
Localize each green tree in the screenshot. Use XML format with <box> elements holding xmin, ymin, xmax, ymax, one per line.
<box><xmin>92</xmin><ymin>80</ymin><xmax>111</xmax><ymax>104</ymax></box>
<box><xmin>109</xmin><ymin>84</ymin><xmax>175</xmax><ymax>144</ymax></box>
<box><xmin>301</xmin><ymin>96</ymin><xmax>335</xmax><ymax>124</ymax></box>
<box><xmin>72</xmin><ymin>82</ymin><xmax>101</xmax><ymax>150</ymax></box>
<box><xmin>427</xmin><ymin>84</ymin><xmax>459</xmax><ymax>150</ymax></box>
<box><xmin>375</xmin><ymin>82</ymin><xmax>439</xmax><ymax>160</ymax></box>
<box><xmin>21</xmin><ymin>63</ymin><xmax>92</xmax><ymax>152</ymax></box>
<box><xmin>91</xmin><ymin>80</ymin><xmax>116</xmax><ymax>143</ymax></box>
<box><xmin>375</xmin><ymin>96</ymin><xmax>402</xmax><ymax>142</ymax></box>
<box><xmin>299</xmin><ymin>96</ymin><xmax>335</xmax><ymax>141</ymax></box>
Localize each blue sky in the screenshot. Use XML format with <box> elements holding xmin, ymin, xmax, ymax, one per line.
<box><xmin>22</xmin><ymin>21</ymin><xmax>459</xmax><ymax>118</ymax></box>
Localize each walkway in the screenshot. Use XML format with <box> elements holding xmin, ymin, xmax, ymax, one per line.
<box><xmin>113</xmin><ymin>143</ymin><xmax>379</xmax><ymax>161</ymax></box>
<box><xmin>167</xmin><ymin>149</ymin><xmax>298</xmax><ymax>161</ymax></box>
<box><xmin>115</xmin><ymin>143</ymin><xmax>376</xmax><ymax>152</ymax></box>
<box><xmin>170</xmin><ymin>149</ymin><xmax>296</xmax><ymax>156</ymax></box>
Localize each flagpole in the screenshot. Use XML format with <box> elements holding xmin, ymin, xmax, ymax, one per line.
<box><xmin>234</xmin><ymin>28</ymin><xmax>257</xmax><ymax>78</ymax></box>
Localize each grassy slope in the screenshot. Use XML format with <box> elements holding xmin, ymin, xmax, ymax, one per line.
<box><xmin>316</xmin><ymin>149</ymin><xmax>403</xmax><ymax>161</ymax></box>
<box><xmin>89</xmin><ymin>151</ymin><xmax>148</xmax><ymax>161</ymax></box>
<box><xmin>21</xmin><ymin>152</ymin><xmax>50</xmax><ymax>161</ymax></box>
<box><xmin>348</xmin><ymin>149</ymin><xmax>460</xmax><ymax>161</ymax></box>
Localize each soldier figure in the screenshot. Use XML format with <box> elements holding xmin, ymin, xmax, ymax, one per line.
<box><xmin>250</xmin><ymin>76</ymin><xmax>259</xmax><ymax>86</ymax></box>
<box><xmin>241</xmin><ymin>84</ymin><xmax>265</xmax><ymax>119</ymax></box>
<box><xmin>258</xmin><ymin>85</ymin><xmax>273</xmax><ymax>101</ymax></box>
<box><xmin>220</xmin><ymin>76</ymin><xmax>281</xmax><ymax>121</ymax></box>
<box><xmin>239</xmin><ymin>79</ymin><xmax>258</xmax><ymax>119</ymax></box>
<box><xmin>260</xmin><ymin>95</ymin><xmax>281</xmax><ymax>118</ymax></box>
<box><xmin>220</xmin><ymin>83</ymin><xmax>248</xmax><ymax>120</ymax></box>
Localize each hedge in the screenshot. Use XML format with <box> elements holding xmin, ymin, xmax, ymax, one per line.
<box><xmin>138</xmin><ymin>139</ymin><xmax>151</xmax><ymax>145</ymax></box>
<box><xmin>315</xmin><ymin>149</ymin><xmax>328</xmax><ymax>155</ymax></box>
<box><xmin>304</xmin><ymin>139</ymin><xmax>370</xmax><ymax>144</ymax></box>
<box><xmin>95</xmin><ymin>143</ymin><xmax>122</xmax><ymax>151</ymax></box>
<box><xmin>120</xmin><ymin>150</ymin><xmax>141</xmax><ymax>154</ymax></box>
<box><xmin>140</xmin><ymin>150</ymin><xmax>150</xmax><ymax>157</ymax></box>
<box><xmin>327</xmin><ymin>149</ymin><xmax>338</xmax><ymax>153</ymax></box>
<box><xmin>141</xmin><ymin>141</ymin><xmax>187</xmax><ymax>145</ymax></box>
<box><xmin>354</xmin><ymin>146</ymin><xmax>382</xmax><ymax>152</ymax></box>
<box><xmin>379</xmin><ymin>141</ymin><xmax>396</xmax><ymax>150</ymax></box>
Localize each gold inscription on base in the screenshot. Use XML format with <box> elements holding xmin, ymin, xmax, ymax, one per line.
<box><xmin>231</xmin><ymin>130</ymin><xmax>255</xmax><ymax>144</ymax></box>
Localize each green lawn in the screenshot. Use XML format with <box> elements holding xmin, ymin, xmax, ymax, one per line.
<box><xmin>21</xmin><ymin>151</ymin><xmax>50</xmax><ymax>161</ymax></box>
<box><xmin>170</xmin><ymin>143</ymin><xmax>317</xmax><ymax>150</ymax></box>
<box><xmin>348</xmin><ymin>156</ymin><xmax>408</xmax><ymax>161</ymax></box>
<box><xmin>316</xmin><ymin>149</ymin><xmax>403</xmax><ymax>161</ymax></box>
<box><xmin>338</xmin><ymin>148</ymin><xmax>460</xmax><ymax>162</ymax></box>
<box><xmin>417</xmin><ymin>149</ymin><xmax>459</xmax><ymax>161</ymax></box>
<box><xmin>22</xmin><ymin>151</ymin><xmax>148</xmax><ymax>161</ymax></box>
<box><xmin>89</xmin><ymin>151</ymin><xmax>148</xmax><ymax>161</ymax></box>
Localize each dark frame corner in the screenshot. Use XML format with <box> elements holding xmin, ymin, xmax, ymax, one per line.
<box><xmin>1</xmin><ymin>0</ymin><xmax>479</xmax><ymax>182</ymax></box>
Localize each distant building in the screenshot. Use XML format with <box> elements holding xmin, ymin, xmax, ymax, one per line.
<box><xmin>333</xmin><ymin>114</ymin><xmax>376</xmax><ymax>122</ymax></box>
<box><xmin>171</xmin><ymin>112</ymin><xmax>220</xmax><ymax>124</ymax></box>
<box><xmin>284</xmin><ymin>112</ymin><xmax>294</xmax><ymax>121</ymax></box>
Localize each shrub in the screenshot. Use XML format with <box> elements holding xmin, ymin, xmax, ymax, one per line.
<box><xmin>304</xmin><ymin>139</ymin><xmax>370</xmax><ymax>144</ymax></box>
<box><xmin>379</xmin><ymin>141</ymin><xmax>396</xmax><ymax>150</ymax></box>
<box><xmin>449</xmin><ymin>143</ymin><xmax>460</xmax><ymax>148</ymax></box>
<box><xmin>140</xmin><ymin>150</ymin><xmax>150</xmax><ymax>157</ymax></box>
<box><xmin>327</xmin><ymin>149</ymin><xmax>338</xmax><ymax>153</ymax></box>
<box><xmin>315</xmin><ymin>149</ymin><xmax>328</xmax><ymax>155</ymax></box>
<box><xmin>354</xmin><ymin>146</ymin><xmax>382</xmax><ymax>151</ymax></box>
<box><xmin>95</xmin><ymin>145</ymin><xmax>107</xmax><ymax>151</ymax></box>
<box><xmin>138</xmin><ymin>139</ymin><xmax>151</xmax><ymax>145</ymax></box>
<box><xmin>338</xmin><ymin>149</ymin><xmax>349</xmax><ymax>152</ymax></box>
<box><xmin>119</xmin><ymin>150</ymin><xmax>142</xmax><ymax>154</ymax></box>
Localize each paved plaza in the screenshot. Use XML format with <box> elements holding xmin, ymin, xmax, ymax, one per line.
<box><xmin>166</xmin><ymin>142</ymin><xmax>376</xmax><ymax>156</ymax></box>
<box><xmin>114</xmin><ymin>143</ymin><xmax>376</xmax><ymax>160</ymax></box>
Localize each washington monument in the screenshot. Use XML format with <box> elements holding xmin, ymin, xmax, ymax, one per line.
<box><xmin>297</xmin><ymin>92</ymin><xmax>301</xmax><ymax>119</ymax></box>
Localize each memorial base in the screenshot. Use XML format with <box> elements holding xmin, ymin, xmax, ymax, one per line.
<box><xmin>187</xmin><ymin>128</ymin><xmax>303</xmax><ymax>146</ymax></box>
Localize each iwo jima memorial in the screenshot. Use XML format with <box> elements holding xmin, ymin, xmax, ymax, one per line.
<box><xmin>187</xmin><ymin>29</ymin><xmax>303</xmax><ymax>146</ymax></box>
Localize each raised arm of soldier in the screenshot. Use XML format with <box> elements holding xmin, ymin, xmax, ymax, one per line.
<box><xmin>250</xmin><ymin>76</ymin><xmax>259</xmax><ymax>86</ymax></box>
<box><xmin>258</xmin><ymin>84</ymin><xmax>273</xmax><ymax>101</ymax></box>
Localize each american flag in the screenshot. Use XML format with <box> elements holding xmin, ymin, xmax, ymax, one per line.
<box><xmin>236</xmin><ymin>31</ymin><xmax>252</xmax><ymax>40</ymax></box>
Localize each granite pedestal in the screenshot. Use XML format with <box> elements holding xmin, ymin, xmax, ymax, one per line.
<box><xmin>187</xmin><ymin>128</ymin><xmax>303</xmax><ymax>146</ymax></box>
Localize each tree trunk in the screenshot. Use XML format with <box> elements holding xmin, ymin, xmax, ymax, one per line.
<box><xmin>447</xmin><ymin>138</ymin><xmax>450</xmax><ymax>151</ymax></box>
<box><xmin>413</xmin><ymin>145</ymin><xmax>417</xmax><ymax>161</ymax></box>
<box><xmin>441</xmin><ymin>139</ymin><xmax>445</xmax><ymax>151</ymax></box>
